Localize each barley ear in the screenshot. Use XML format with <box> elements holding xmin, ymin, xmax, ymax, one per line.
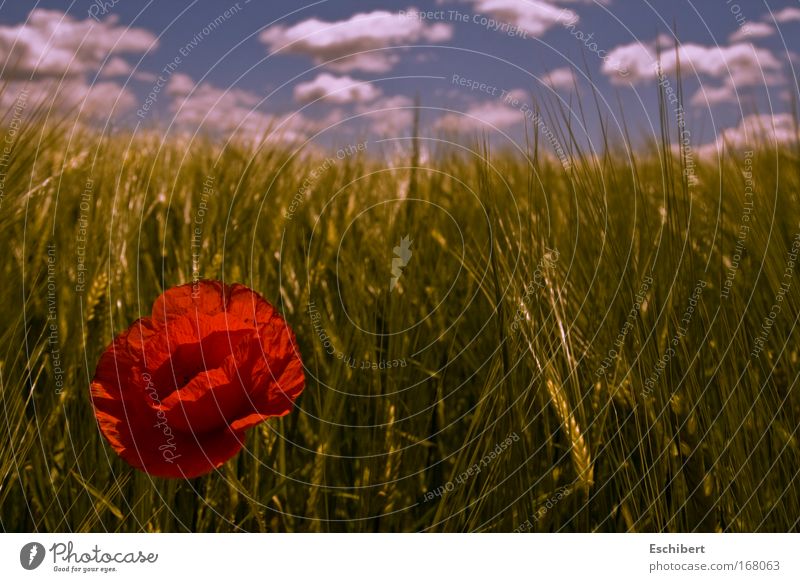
<box><xmin>546</xmin><ymin>378</ymin><xmax>594</xmax><ymax>491</ymax></box>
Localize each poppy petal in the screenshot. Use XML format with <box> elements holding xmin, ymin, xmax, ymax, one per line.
<box><xmin>160</xmin><ymin>366</ymin><xmax>249</xmax><ymax>433</ymax></box>
<box><xmin>151</xmin><ymin>280</ymin><xmax>226</xmax><ymax>323</ymax></box>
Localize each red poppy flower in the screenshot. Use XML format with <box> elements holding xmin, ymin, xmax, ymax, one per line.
<box><xmin>90</xmin><ymin>280</ymin><xmax>304</xmax><ymax>478</ymax></box>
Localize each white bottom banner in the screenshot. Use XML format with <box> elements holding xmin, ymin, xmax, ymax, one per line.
<box><xmin>1</xmin><ymin>533</ymin><xmax>797</xmax><ymax>580</ymax></box>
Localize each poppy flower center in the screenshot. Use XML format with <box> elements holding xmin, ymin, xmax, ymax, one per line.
<box><xmin>176</xmin><ymin>362</ymin><xmax>204</xmax><ymax>389</ymax></box>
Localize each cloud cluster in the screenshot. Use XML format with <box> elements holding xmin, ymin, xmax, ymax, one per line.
<box><xmin>294</xmin><ymin>73</ymin><xmax>381</xmax><ymax>104</ymax></box>
<box><xmin>0</xmin><ymin>9</ymin><xmax>155</xmax><ymax>120</ymax></box>
<box><xmin>98</xmin><ymin>56</ymin><xmax>133</xmax><ymax>78</ymax></box>
<box><xmin>0</xmin><ymin>9</ymin><xmax>155</xmax><ymax>80</ymax></box>
<box><xmin>544</xmin><ymin>66</ymin><xmax>575</xmax><ymax>89</ymax></box>
<box><xmin>0</xmin><ymin>78</ymin><xmax>136</xmax><ymax>120</ymax></box>
<box><xmin>773</xmin><ymin>7</ymin><xmax>800</xmax><ymax>23</ymax></box>
<box><xmin>167</xmin><ymin>74</ymin><xmax>339</xmax><ymax>142</ymax></box>
<box><xmin>355</xmin><ymin>95</ymin><xmax>415</xmax><ymax>134</ymax></box>
<box><xmin>702</xmin><ymin>113</ymin><xmax>796</xmax><ymax>155</ymax></box>
<box><xmin>602</xmin><ymin>39</ymin><xmax>782</xmax><ymax>85</ymax></box>
<box><xmin>259</xmin><ymin>9</ymin><xmax>453</xmax><ymax>73</ymax></box>
<box><xmin>468</xmin><ymin>0</ymin><xmax>577</xmax><ymax>36</ymax></box>
<box><xmin>168</xmin><ymin>74</ymin><xmax>272</xmax><ymax>137</ymax></box>
<box><xmin>260</xmin><ymin>9</ymin><xmax>452</xmax><ymax>137</ymax></box>
<box><xmin>729</xmin><ymin>22</ymin><xmax>774</xmax><ymax>43</ymax></box>
<box><xmin>436</xmin><ymin>100</ymin><xmax>521</xmax><ymax>132</ymax></box>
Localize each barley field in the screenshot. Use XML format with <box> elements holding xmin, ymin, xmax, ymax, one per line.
<box><xmin>1</xmin><ymin>84</ymin><xmax>798</xmax><ymax>533</ymax></box>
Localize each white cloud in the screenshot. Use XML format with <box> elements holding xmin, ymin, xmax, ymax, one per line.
<box><xmin>294</xmin><ymin>73</ymin><xmax>381</xmax><ymax>104</ymax></box>
<box><xmin>169</xmin><ymin>79</ymin><xmax>265</xmax><ymax>134</ymax></box>
<box><xmin>0</xmin><ymin>9</ymin><xmax>156</xmax><ymax>79</ymax></box>
<box><xmin>772</xmin><ymin>7</ymin><xmax>800</xmax><ymax>23</ymax></box>
<box><xmin>69</xmin><ymin>80</ymin><xmax>137</xmax><ymax>116</ymax></box>
<box><xmin>0</xmin><ymin>78</ymin><xmax>136</xmax><ymax>119</ymax></box>
<box><xmin>436</xmin><ymin>100</ymin><xmax>521</xmax><ymax>131</ymax></box>
<box><xmin>98</xmin><ymin>57</ymin><xmax>132</xmax><ymax>78</ymax></box>
<box><xmin>702</xmin><ymin>113</ymin><xmax>796</xmax><ymax>154</ymax></box>
<box><xmin>168</xmin><ymin>76</ymin><xmax>318</xmax><ymax>142</ymax></box>
<box><xmin>424</xmin><ymin>22</ymin><xmax>455</xmax><ymax>42</ymax></box>
<box><xmin>728</xmin><ymin>63</ymin><xmax>783</xmax><ymax>87</ymax></box>
<box><xmin>603</xmin><ymin>39</ymin><xmax>782</xmax><ymax>86</ymax></box>
<box><xmin>544</xmin><ymin>66</ymin><xmax>575</xmax><ymax>89</ymax></box>
<box><xmin>504</xmin><ymin>88</ymin><xmax>529</xmax><ymax>102</ymax></box>
<box><xmin>469</xmin><ymin>0</ymin><xmax>577</xmax><ymax>36</ymax></box>
<box><xmin>259</xmin><ymin>9</ymin><xmax>453</xmax><ymax>73</ymax></box>
<box><xmin>356</xmin><ymin>94</ymin><xmax>415</xmax><ymax>134</ymax></box>
<box><xmin>327</xmin><ymin>53</ymin><xmax>401</xmax><ymax>74</ymax></box>
<box><xmin>0</xmin><ymin>10</ymin><xmax>152</xmax><ymax>122</ymax></box>
<box><xmin>690</xmin><ymin>53</ymin><xmax>784</xmax><ymax>107</ymax></box>
<box><xmin>690</xmin><ymin>82</ymin><xmax>736</xmax><ymax>106</ymax></box>
<box><xmin>133</xmin><ymin>70</ymin><xmax>158</xmax><ymax>83</ymax></box>
<box><xmin>166</xmin><ymin>73</ymin><xmax>196</xmax><ymax>97</ymax></box>
<box><xmin>729</xmin><ymin>22</ymin><xmax>774</xmax><ymax>43</ymax></box>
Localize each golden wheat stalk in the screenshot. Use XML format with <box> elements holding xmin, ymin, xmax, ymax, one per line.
<box><xmin>380</xmin><ymin>404</ymin><xmax>399</xmax><ymax>514</ymax></box>
<box><xmin>305</xmin><ymin>441</ymin><xmax>327</xmax><ymax>532</ymax></box>
<box><xmin>85</xmin><ymin>270</ymin><xmax>108</xmax><ymax>323</ymax></box>
<box><xmin>545</xmin><ymin>378</ymin><xmax>594</xmax><ymax>491</ymax></box>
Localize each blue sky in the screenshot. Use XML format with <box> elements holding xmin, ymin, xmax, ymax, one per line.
<box><xmin>1</xmin><ymin>0</ymin><xmax>798</xmax><ymax>154</ymax></box>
